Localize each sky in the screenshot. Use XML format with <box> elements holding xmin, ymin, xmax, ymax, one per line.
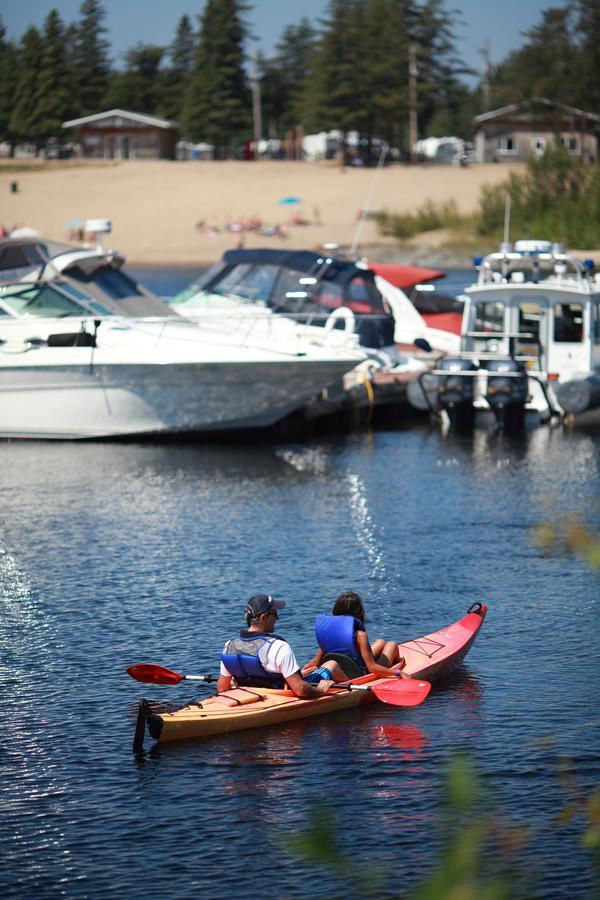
<box><xmin>1</xmin><ymin>0</ymin><xmax>552</xmax><ymax>83</ymax></box>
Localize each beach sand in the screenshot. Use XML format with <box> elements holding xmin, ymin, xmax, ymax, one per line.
<box><xmin>1</xmin><ymin>159</ymin><xmax>527</xmax><ymax>265</ymax></box>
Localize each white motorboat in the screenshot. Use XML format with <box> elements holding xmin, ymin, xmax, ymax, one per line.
<box><xmin>408</xmin><ymin>240</ymin><xmax>600</xmax><ymax>431</ymax></box>
<box><xmin>168</xmin><ymin>247</ymin><xmax>462</xmax><ymax>418</ymax></box>
<box><xmin>0</xmin><ymin>271</ymin><xmax>365</xmax><ymax>440</ymax></box>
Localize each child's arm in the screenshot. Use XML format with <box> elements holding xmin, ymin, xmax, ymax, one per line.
<box><xmin>301</xmin><ymin>647</ymin><xmax>325</xmax><ymax>674</ymax></box>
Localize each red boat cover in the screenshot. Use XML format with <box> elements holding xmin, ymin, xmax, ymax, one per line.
<box><xmin>421</xmin><ymin>311</ymin><xmax>463</xmax><ymax>335</ymax></box>
<box><xmin>369</xmin><ymin>262</ymin><xmax>445</xmax><ymax>290</ymax></box>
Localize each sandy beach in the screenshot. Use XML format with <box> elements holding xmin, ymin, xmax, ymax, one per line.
<box><xmin>1</xmin><ymin>159</ymin><xmax>526</xmax><ymax>265</ymax></box>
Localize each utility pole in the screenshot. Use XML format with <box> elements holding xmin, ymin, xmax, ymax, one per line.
<box><xmin>409</xmin><ymin>44</ymin><xmax>418</xmax><ymax>163</ymax></box>
<box><xmin>250</xmin><ymin>49</ymin><xmax>262</xmax><ymax>158</ymax></box>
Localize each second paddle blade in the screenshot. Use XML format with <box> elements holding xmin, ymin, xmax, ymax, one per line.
<box><xmin>371</xmin><ymin>678</ymin><xmax>431</xmax><ymax>706</ymax></box>
<box><xmin>126</xmin><ymin>664</ymin><xmax>184</xmax><ymax>685</ymax></box>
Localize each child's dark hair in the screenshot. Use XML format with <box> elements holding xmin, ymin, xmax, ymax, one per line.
<box><xmin>332</xmin><ymin>591</ymin><xmax>365</xmax><ymax>622</ymax></box>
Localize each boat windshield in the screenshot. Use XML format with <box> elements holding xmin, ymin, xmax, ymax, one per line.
<box><xmin>65</xmin><ymin>263</ymin><xmax>143</xmax><ymax>300</ymax></box>
<box><xmin>0</xmin><ymin>282</ymin><xmax>112</xmax><ymax>318</ymax></box>
<box><xmin>211</xmin><ymin>263</ymin><xmax>281</xmax><ymax>302</ymax></box>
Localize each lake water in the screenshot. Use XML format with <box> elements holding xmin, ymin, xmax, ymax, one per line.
<box><xmin>1</xmin><ymin>269</ymin><xmax>599</xmax><ymax>899</ymax></box>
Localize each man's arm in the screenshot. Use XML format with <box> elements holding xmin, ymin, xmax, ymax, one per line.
<box><xmin>217</xmin><ymin>673</ymin><xmax>232</xmax><ymax>692</ymax></box>
<box><xmin>286</xmin><ymin>671</ymin><xmax>333</xmax><ymax>699</ymax></box>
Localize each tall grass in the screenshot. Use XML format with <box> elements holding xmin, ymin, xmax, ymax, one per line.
<box><xmin>477</xmin><ymin>150</ymin><xmax>600</xmax><ymax>248</ymax></box>
<box><xmin>375</xmin><ymin>199</ymin><xmax>464</xmax><ymax>239</ymax></box>
<box><xmin>375</xmin><ymin>151</ymin><xmax>600</xmax><ymax>249</ymax></box>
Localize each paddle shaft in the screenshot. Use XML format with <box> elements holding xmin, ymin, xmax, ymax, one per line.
<box><xmin>127</xmin><ymin>664</ymin><xmax>430</xmax><ymax>707</ymax></box>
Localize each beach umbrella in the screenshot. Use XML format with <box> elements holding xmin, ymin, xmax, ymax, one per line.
<box><xmin>278</xmin><ymin>196</ymin><xmax>302</xmax><ymax>205</ymax></box>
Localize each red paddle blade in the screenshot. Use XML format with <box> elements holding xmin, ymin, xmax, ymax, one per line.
<box><xmin>370</xmin><ymin>678</ymin><xmax>431</xmax><ymax>706</ymax></box>
<box><xmin>126</xmin><ymin>664</ymin><xmax>184</xmax><ymax>685</ymax></box>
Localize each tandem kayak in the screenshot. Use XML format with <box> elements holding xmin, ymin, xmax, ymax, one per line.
<box><xmin>132</xmin><ymin>602</ymin><xmax>486</xmax><ymax>747</ymax></box>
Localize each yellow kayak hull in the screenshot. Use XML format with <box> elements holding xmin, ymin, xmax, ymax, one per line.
<box><xmin>147</xmin><ymin>674</ymin><xmax>378</xmax><ymax>743</ymax></box>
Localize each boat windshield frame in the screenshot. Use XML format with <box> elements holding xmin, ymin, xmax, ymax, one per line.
<box><xmin>0</xmin><ymin>278</ymin><xmax>115</xmax><ymax>318</ymax></box>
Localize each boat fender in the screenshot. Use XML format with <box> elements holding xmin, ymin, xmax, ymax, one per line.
<box><xmin>221</xmin><ymin>634</ymin><xmax>286</xmax><ymax>688</ymax></box>
<box><xmin>324</xmin><ymin>306</ymin><xmax>356</xmax><ymax>333</ymax></box>
<box><xmin>315</xmin><ymin>614</ymin><xmax>365</xmax><ymax>670</ymax></box>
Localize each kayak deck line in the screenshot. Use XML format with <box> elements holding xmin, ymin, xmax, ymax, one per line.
<box><xmin>132</xmin><ymin>602</ymin><xmax>487</xmax><ymax>750</ymax></box>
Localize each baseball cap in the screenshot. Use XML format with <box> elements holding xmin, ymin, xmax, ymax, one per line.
<box><xmin>244</xmin><ymin>594</ymin><xmax>286</xmax><ymax>619</ymax></box>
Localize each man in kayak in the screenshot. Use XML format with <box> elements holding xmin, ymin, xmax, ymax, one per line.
<box><xmin>217</xmin><ymin>594</ymin><xmax>348</xmax><ymax>698</ymax></box>
<box><xmin>302</xmin><ymin>590</ymin><xmax>405</xmax><ymax>679</ymax></box>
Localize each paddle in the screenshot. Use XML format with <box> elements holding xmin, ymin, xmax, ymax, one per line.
<box><xmin>126</xmin><ymin>663</ymin><xmax>430</xmax><ymax>707</ymax></box>
<box><xmin>126</xmin><ymin>663</ymin><xmax>216</xmax><ymax>685</ymax></box>
<box><xmin>340</xmin><ymin>678</ymin><xmax>431</xmax><ymax>707</ymax></box>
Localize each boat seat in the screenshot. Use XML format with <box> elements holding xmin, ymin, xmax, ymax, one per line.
<box><xmin>322</xmin><ymin>652</ymin><xmax>363</xmax><ymax>679</ymax></box>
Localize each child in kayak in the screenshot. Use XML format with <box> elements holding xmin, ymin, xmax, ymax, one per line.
<box><xmin>302</xmin><ymin>590</ymin><xmax>405</xmax><ymax>679</ymax></box>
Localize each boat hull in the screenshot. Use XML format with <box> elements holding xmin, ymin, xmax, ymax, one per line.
<box><xmin>0</xmin><ymin>358</ymin><xmax>357</xmax><ymax>439</ymax></box>
<box><xmin>143</xmin><ymin>603</ymin><xmax>487</xmax><ymax>744</ymax></box>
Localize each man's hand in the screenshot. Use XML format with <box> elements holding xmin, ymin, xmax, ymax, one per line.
<box><xmin>313</xmin><ymin>679</ymin><xmax>334</xmax><ymax>694</ymax></box>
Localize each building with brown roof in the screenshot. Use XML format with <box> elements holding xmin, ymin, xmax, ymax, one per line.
<box><xmin>473</xmin><ymin>98</ymin><xmax>599</xmax><ymax>163</ymax></box>
<box><xmin>62</xmin><ymin>109</ymin><xmax>178</xmax><ymax>160</ymax></box>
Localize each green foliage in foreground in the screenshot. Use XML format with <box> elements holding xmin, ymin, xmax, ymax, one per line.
<box><xmin>477</xmin><ymin>150</ymin><xmax>600</xmax><ymax>248</ymax></box>
<box><xmin>281</xmin><ymin>752</ymin><xmax>600</xmax><ymax>898</ymax></box>
<box><xmin>534</xmin><ymin>515</ymin><xmax>600</xmax><ymax>570</ymax></box>
<box><xmin>375</xmin><ymin>199</ymin><xmax>465</xmax><ymax>240</ymax></box>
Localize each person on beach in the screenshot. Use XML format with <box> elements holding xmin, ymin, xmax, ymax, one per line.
<box><xmin>217</xmin><ymin>594</ymin><xmax>348</xmax><ymax>698</ymax></box>
<box><xmin>302</xmin><ymin>590</ymin><xmax>405</xmax><ymax>679</ymax></box>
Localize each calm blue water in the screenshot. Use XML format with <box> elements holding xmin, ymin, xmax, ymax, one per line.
<box><xmin>1</xmin><ymin>268</ymin><xmax>599</xmax><ymax>898</ymax></box>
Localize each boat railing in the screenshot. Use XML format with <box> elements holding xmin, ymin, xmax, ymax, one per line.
<box><xmin>475</xmin><ymin>248</ymin><xmax>591</xmax><ymax>288</ymax></box>
<box><xmin>461</xmin><ymin>330</ymin><xmax>541</xmax><ymax>360</ymax></box>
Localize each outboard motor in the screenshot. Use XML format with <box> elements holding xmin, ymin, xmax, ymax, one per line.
<box><xmin>436</xmin><ymin>358</ymin><xmax>477</xmax><ymax>431</ymax></box>
<box><xmin>485</xmin><ymin>358</ymin><xmax>528</xmax><ymax>433</ymax></box>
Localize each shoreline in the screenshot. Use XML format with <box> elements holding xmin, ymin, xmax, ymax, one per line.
<box><xmin>2</xmin><ymin>159</ymin><xmax>598</xmax><ymax>268</ymax></box>
<box><xmin>0</xmin><ymin>159</ymin><xmax>522</xmax><ymax>268</ymax></box>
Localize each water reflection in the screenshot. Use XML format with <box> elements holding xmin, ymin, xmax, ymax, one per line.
<box><xmin>1</xmin><ymin>426</ymin><xmax>599</xmax><ymax>898</ymax></box>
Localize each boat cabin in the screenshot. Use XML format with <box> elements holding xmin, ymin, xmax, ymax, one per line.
<box><xmin>176</xmin><ymin>248</ymin><xmax>396</xmax><ymax>349</ymax></box>
<box><xmin>461</xmin><ymin>241</ymin><xmax>600</xmax><ymax>381</ymax></box>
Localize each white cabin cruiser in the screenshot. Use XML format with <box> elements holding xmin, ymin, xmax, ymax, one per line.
<box><xmin>0</xmin><ymin>267</ymin><xmax>364</xmax><ymax>440</ymax></box>
<box><xmin>408</xmin><ymin>240</ymin><xmax>600</xmax><ymax>432</ymax></box>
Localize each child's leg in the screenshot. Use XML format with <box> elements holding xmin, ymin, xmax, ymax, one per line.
<box><xmin>375</xmin><ymin>640</ymin><xmax>403</xmax><ymax>667</ymax></box>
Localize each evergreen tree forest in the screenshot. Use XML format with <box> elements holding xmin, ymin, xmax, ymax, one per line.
<box><xmin>0</xmin><ymin>0</ymin><xmax>599</xmax><ymax>159</ymax></box>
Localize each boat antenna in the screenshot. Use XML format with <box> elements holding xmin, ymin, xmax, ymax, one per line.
<box><xmin>502</xmin><ymin>192</ymin><xmax>512</xmax><ymax>249</ymax></box>
<box><xmin>350</xmin><ymin>145</ymin><xmax>388</xmax><ymax>258</ymax></box>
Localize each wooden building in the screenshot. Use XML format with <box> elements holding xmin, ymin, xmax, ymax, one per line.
<box><xmin>62</xmin><ymin>109</ymin><xmax>178</xmax><ymax>160</ymax></box>
<box><xmin>473</xmin><ymin>98</ymin><xmax>599</xmax><ymax>164</ymax></box>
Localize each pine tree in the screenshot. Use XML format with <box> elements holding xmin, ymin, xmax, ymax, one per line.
<box><xmin>0</xmin><ymin>18</ymin><xmax>19</xmax><ymax>151</ymax></box>
<box><xmin>182</xmin><ymin>0</ymin><xmax>250</xmax><ymax>157</ymax></box>
<box><xmin>261</xmin><ymin>19</ymin><xmax>318</xmax><ymax>136</ymax></box>
<box><xmin>35</xmin><ymin>10</ymin><xmax>74</xmax><ymax>143</ymax></box>
<box><xmin>160</xmin><ymin>15</ymin><xmax>196</xmax><ymax>120</ymax></box>
<box><xmin>359</xmin><ymin>0</ymin><xmax>416</xmax><ymax>159</ymax></box>
<box><xmin>489</xmin><ymin>6</ymin><xmax>576</xmax><ymax>109</ymax></box>
<box><xmin>575</xmin><ymin>0</ymin><xmax>600</xmax><ymax>114</ymax></box>
<box><xmin>72</xmin><ymin>0</ymin><xmax>111</xmax><ymax>116</ymax></box>
<box><xmin>9</xmin><ymin>26</ymin><xmax>44</xmax><ymax>147</ymax></box>
<box><xmin>105</xmin><ymin>44</ymin><xmax>165</xmax><ymax>114</ymax></box>
<box><xmin>301</xmin><ymin>0</ymin><xmax>364</xmax><ymax>143</ymax></box>
<box><xmin>411</xmin><ymin>0</ymin><xmax>471</xmax><ymax>140</ymax></box>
